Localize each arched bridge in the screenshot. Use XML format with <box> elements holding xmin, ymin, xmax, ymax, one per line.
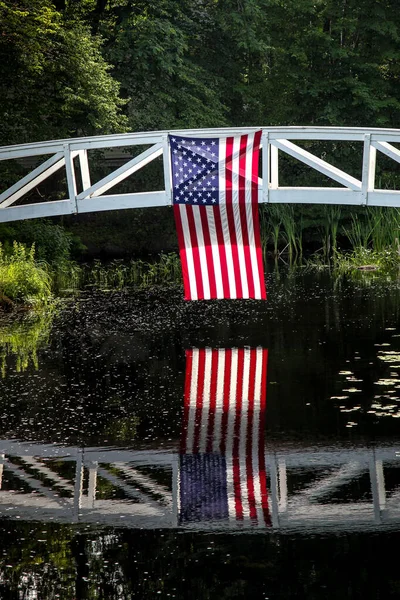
<box><xmin>1</xmin><ymin>126</ymin><xmax>400</xmax><ymax>222</ymax></box>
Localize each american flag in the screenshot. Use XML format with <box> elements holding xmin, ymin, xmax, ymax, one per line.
<box><xmin>179</xmin><ymin>347</ymin><xmax>270</xmax><ymax>527</ymax></box>
<box><xmin>169</xmin><ymin>132</ymin><xmax>266</xmax><ymax>300</ymax></box>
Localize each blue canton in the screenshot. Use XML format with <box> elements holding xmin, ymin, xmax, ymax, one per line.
<box><xmin>169</xmin><ymin>136</ymin><xmax>219</xmax><ymax>205</ymax></box>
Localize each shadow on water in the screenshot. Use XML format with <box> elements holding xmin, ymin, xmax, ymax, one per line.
<box><xmin>0</xmin><ymin>268</ymin><xmax>400</xmax><ymax>597</ymax></box>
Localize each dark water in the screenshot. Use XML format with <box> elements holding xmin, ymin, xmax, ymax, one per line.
<box><xmin>0</xmin><ymin>268</ymin><xmax>400</xmax><ymax>598</ymax></box>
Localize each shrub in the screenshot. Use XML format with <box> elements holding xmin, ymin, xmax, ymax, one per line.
<box><xmin>0</xmin><ymin>242</ymin><xmax>52</xmax><ymax>306</ymax></box>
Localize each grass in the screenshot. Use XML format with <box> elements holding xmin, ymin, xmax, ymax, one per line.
<box><xmin>0</xmin><ymin>242</ymin><xmax>52</xmax><ymax>307</ymax></box>
<box><xmin>53</xmin><ymin>252</ymin><xmax>183</xmax><ymax>294</ymax></box>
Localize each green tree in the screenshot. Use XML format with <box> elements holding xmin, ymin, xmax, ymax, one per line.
<box><xmin>0</xmin><ymin>0</ymin><xmax>127</xmax><ymax>145</ymax></box>
<box><xmin>91</xmin><ymin>0</ymin><xmax>229</xmax><ymax>131</ymax></box>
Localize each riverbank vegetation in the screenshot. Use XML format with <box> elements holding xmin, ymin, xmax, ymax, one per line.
<box><xmin>1</xmin><ymin>203</ymin><xmax>400</xmax><ymax>308</ymax></box>
<box><xmin>2</xmin><ymin>1</ymin><xmax>400</xmax><ymax>294</ymax></box>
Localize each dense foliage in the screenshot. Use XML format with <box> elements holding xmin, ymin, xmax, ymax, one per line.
<box><xmin>3</xmin><ymin>0</ymin><xmax>400</xmax><ymax>142</ymax></box>
<box><xmin>0</xmin><ymin>242</ymin><xmax>52</xmax><ymax>306</ymax></box>
<box><xmin>2</xmin><ymin>0</ymin><xmax>400</xmax><ymax>262</ymax></box>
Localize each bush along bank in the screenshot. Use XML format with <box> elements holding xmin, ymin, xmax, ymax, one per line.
<box><xmin>0</xmin><ymin>242</ymin><xmax>52</xmax><ymax>309</ymax></box>
<box><xmin>1</xmin><ymin>204</ymin><xmax>400</xmax><ymax>310</ymax></box>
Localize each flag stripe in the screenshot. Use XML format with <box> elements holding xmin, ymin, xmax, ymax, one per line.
<box><xmin>212</xmin><ymin>348</ymin><xmax>225</xmax><ymax>452</ymax></box>
<box><xmin>174</xmin><ymin>206</ymin><xmax>193</xmax><ymax>301</ymax></box>
<box><xmin>206</xmin><ymin>208</ymin><xmax>224</xmax><ymax>298</ymax></box>
<box><xmin>193</xmin><ymin>347</ymin><xmax>206</xmax><ymax>452</ymax></box>
<box><xmin>252</xmin><ymin>130</ymin><xmax>266</xmax><ymax>299</ymax></box>
<box><xmin>212</xmin><ymin>205</ymin><xmax>231</xmax><ymax>298</ymax></box>
<box><xmin>181</xmin><ymin>347</ymin><xmax>269</xmax><ymax>527</ymax></box>
<box><xmin>237</xmin><ymin>136</ymin><xmax>251</xmax><ymax>298</ymax></box>
<box><xmin>226</xmin><ymin>137</ymin><xmax>242</xmax><ymax>298</ymax></box>
<box><xmin>186</xmin><ymin>206</ymin><xmax>204</xmax><ymax>300</ymax></box>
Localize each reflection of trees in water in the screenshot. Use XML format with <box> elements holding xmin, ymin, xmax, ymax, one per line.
<box><xmin>0</xmin><ymin>308</ymin><xmax>54</xmax><ymax>377</ymax></box>
<box><xmin>1</xmin><ymin>524</ymin><xmax>400</xmax><ymax>599</ymax></box>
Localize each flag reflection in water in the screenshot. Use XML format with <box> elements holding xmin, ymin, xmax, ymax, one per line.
<box><xmin>179</xmin><ymin>347</ymin><xmax>269</xmax><ymax>527</ymax></box>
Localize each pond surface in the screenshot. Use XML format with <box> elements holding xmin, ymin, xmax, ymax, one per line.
<box><xmin>0</xmin><ymin>268</ymin><xmax>400</xmax><ymax>598</ymax></box>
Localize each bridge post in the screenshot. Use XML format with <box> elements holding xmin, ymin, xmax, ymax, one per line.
<box><xmin>270</xmin><ymin>144</ymin><xmax>279</xmax><ymax>190</ymax></box>
<box><xmin>278</xmin><ymin>457</ymin><xmax>288</xmax><ymax>513</ymax></box>
<box><xmin>269</xmin><ymin>454</ymin><xmax>280</xmax><ymax>528</ymax></box>
<box><xmin>171</xmin><ymin>454</ymin><xmax>179</xmax><ymax>527</ymax></box>
<box><xmin>362</xmin><ymin>134</ymin><xmax>376</xmax><ymax>205</ymax></box>
<box><xmin>78</xmin><ymin>150</ymin><xmax>91</xmax><ymax>191</ymax></box>
<box><xmin>162</xmin><ymin>134</ymin><xmax>173</xmax><ymax>206</ymax></box>
<box><xmin>86</xmin><ymin>460</ymin><xmax>98</xmax><ymax>509</ymax></box>
<box><xmin>73</xmin><ymin>450</ymin><xmax>84</xmax><ymax>520</ymax></box>
<box><xmin>262</xmin><ymin>131</ymin><xmax>270</xmax><ymax>203</ymax></box>
<box><xmin>63</xmin><ymin>143</ymin><xmax>78</xmax><ymax>214</ymax></box>
<box><xmin>0</xmin><ymin>454</ymin><xmax>5</xmax><ymax>490</ymax></box>
<box><xmin>369</xmin><ymin>454</ymin><xmax>386</xmax><ymax>523</ymax></box>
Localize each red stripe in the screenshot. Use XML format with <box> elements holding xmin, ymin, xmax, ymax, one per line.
<box><xmin>251</xmin><ymin>131</ymin><xmax>266</xmax><ymax>299</ymax></box>
<box><xmin>246</xmin><ymin>350</ymin><xmax>257</xmax><ymax>520</ymax></box>
<box><xmin>192</xmin><ymin>348</ymin><xmax>206</xmax><ymax>452</ymax></box>
<box><xmin>238</xmin><ymin>137</ymin><xmax>255</xmax><ymax>298</ymax></box>
<box><xmin>212</xmin><ymin>206</ymin><xmax>230</xmax><ymax>298</ymax></box>
<box><xmin>220</xmin><ymin>348</ymin><xmax>232</xmax><ymax>454</ymax></box>
<box><xmin>225</xmin><ymin>137</ymin><xmax>242</xmax><ymax>298</ymax></box>
<box><xmin>181</xmin><ymin>349</ymin><xmax>193</xmax><ymax>453</ymax></box>
<box><xmin>259</xmin><ymin>349</ymin><xmax>269</xmax><ymax>523</ymax></box>
<box><xmin>206</xmin><ymin>350</ymin><xmax>219</xmax><ymax>453</ymax></box>
<box><xmin>199</xmin><ymin>207</ymin><xmax>217</xmax><ymax>299</ymax></box>
<box><xmin>186</xmin><ymin>206</ymin><xmax>204</xmax><ymax>300</ymax></box>
<box><xmin>233</xmin><ymin>349</ymin><xmax>244</xmax><ymax>519</ymax></box>
<box><xmin>173</xmin><ymin>206</ymin><xmax>191</xmax><ymax>300</ymax></box>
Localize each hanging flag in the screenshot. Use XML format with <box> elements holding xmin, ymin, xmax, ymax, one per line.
<box><xmin>169</xmin><ymin>132</ymin><xmax>266</xmax><ymax>300</ymax></box>
<box><xmin>179</xmin><ymin>347</ymin><xmax>269</xmax><ymax>527</ymax></box>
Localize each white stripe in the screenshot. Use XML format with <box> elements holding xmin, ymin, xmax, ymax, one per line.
<box><xmin>254</xmin><ymin>347</ymin><xmax>264</xmax><ymax>404</ymax></box>
<box><xmin>232</xmin><ymin>136</ymin><xmax>249</xmax><ymax>297</ymax></box>
<box><xmin>226</xmin><ymin>349</ymin><xmax>238</xmax><ymax>519</ymax></box>
<box><xmin>179</xmin><ymin>206</ymin><xmax>198</xmax><ymax>301</ymax></box>
<box><xmin>225</xmin><ymin>456</ymin><xmax>236</xmax><ymax>520</ymax></box>
<box><xmin>245</xmin><ymin>201</ymin><xmax>261</xmax><ymax>299</ymax></box>
<box><xmin>231</xmin><ymin>135</ymin><xmax>240</xmax><ymax>204</ymax></box>
<box><xmin>239</xmin><ymin>348</ymin><xmax>251</xmax><ymax>520</ymax></box>
<box><xmin>199</xmin><ymin>348</ymin><xmax>212</xmax><ymax>452</ymax></box>
<box><xmin>233</xmin><ymin>201</ymin><xmax>249</xmax><ymax>298</ymax></box>
<box><xmin>220</xmin><ymin>138</ymin><xmax>236</xmax><ymax>297</ymax></box>
<box><xmin>245</xmin><ymin>133</ymin><xmax>254</xmax><ymax>204</ymax></box>
<box><xmin>218</xmin><ymin>138</ymin><xmax>226</xmax><ymax>205</ymax></box>
<box><xmin>253</xmin><ymin>349</ymin><xmax>265</xmax><ymax>524</ymax></box>
<box><xmin>212</xmin><ymin>349</ymin><xmax>225</xmax><ymax>452</ymax></box>
<box><xmin>186</xmin><ymin>349</ymin><xmax>199</xmax><ymax>453</ymax></box>
<box><xmin>245</xmin><ymin>133</ymin><xmax>262</xmax><ymax>299</ymax></box>
<box><xmin>205</xmin><ymin>206</ymin><xmax>224</xmax><ymax>298</ymax></box>
<box><xmin>192</xmin><ymin>206</ymin><xmax>211</xmax><ymax>299</ymax></box>
<box><xmin>219</xmin><ymin>203</ymin><xmax>237</xmax><ymax>298</ymax></box>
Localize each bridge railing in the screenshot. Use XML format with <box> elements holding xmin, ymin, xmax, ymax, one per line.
<box><xmin>0</xmin><ymin>439</ymin><xmax>398</xmax><ymax>531</ymax></box>
<box><xmin>1</xmin><ymin>126</ymin><xmax>400</xmax><ymax>222</ymax></box>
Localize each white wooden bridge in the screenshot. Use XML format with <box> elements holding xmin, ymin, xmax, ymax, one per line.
<box><xmin>0</xmin><ymin>439</ymin><xmax>399</xmax><ymax>533</ymax></box>
<box><xmin>1</xmin><ymin>127</ymin><xmax>400</xmax><ymax>222</ymax></box>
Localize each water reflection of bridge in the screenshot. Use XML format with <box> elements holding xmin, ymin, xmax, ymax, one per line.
<box><xmin>0</xmin><ymin>440</ymin><xmax>399</xmax><ymax>533</ymax></box>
